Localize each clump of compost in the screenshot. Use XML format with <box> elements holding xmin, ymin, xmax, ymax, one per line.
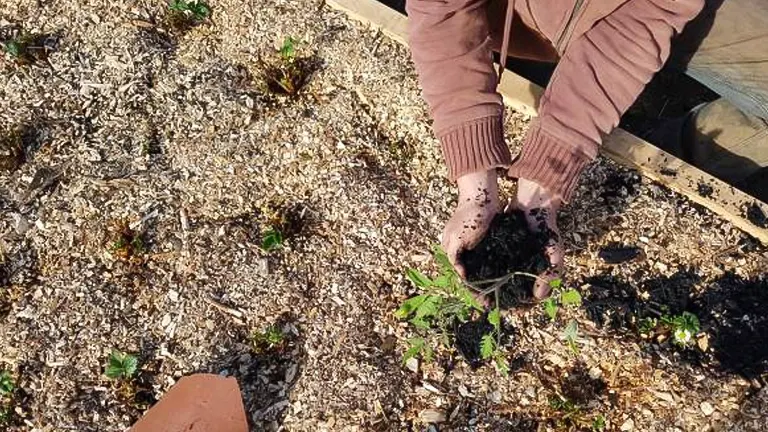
<box><xmin>460</xmin><ymin>210</ymin><xmax>552</xmax><ymax>303</ymax></box>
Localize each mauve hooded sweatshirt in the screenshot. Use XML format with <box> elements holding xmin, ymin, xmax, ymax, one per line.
<box><xmin>406</xmin><ymin>0</ymin><xmax>705</xmax><ymax>201</ymax></box>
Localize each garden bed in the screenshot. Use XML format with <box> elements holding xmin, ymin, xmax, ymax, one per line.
<box><xmin>0</xmin><ymin>1</ymin><xmax>767</xmax><ymax>431</ymax></box>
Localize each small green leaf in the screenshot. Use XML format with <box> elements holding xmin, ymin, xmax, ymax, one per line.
<box><xmin>480</xmin><ymin>334</ymin><xmax>496</xmax><ymax>360</ymax></box>
<box><xmin>561</xmin><ymin>289</ymin><xmax>582</xmax><ymax>307</ymax></box>
<box><xmin>431</xmin><ymin>245</ymin><xmax>456</xmax><ymax>276</ymax></box>
<box><xmin>431</xmin><ymin>274</ymin><xmax>450</xmax><ymax>288</ymax></box>
<box><xmin>457</xmin><ymin>286</ymin><xmax>483</xmax><ymax>311</ymax></box>
<box><xmin>0</xmin><ymin>370</ymin><xmax>14</xmax><ymax>395</ymax></box>
<box><xmin>549</xmin><ymin>278</ymin><xmax>563</xmax><ymax>289</ymax></box>
<box><xmin>563</xmin><ymin>320</ymin><xmax>580</xmax><ymax>354</ymax></box>
<box><xmin>261</xmin><ymin>228</ymin><xmax>283</xmax><ymax>251</ymax></box>
<box><xmin>410</xmin><ymin>317</ymin><xmax>431</xmax><ymax>330</ymax></box>
<box><xmin>592</xmin><ymin>414</ymin><xmax>606</xmax><ymax>431</ymax></box>
<box><xmin>405</xmin><ymin>268</ymin><xmax>432</xmax><ymax>288</ymax></box>
<box><xmin>279</xmin><ymin>37</ymin><xmax>297</xmax><ymax>61</ymax></box>
<box><xmin>414</xmin><ymin>295</ymin><xmax>441</xmax><ymax>320</ymax></box>
<box><xmin>395</xmin><ymin>294</ymin><xmax>428</xmax><ymax>319</ymax></box>
<box><xmin>494</xmin><ymin>353</ymin><xmax>509</xmax><ymax>376</ymax></box>
<box><xmin>105</xmin><ymin>350</ymin><xmax>139</xmax><ymax>380</ymax></box>
<box><xmin>403</xmin><ymin>337</ymin><xmax>425</xmax><ymax>363</ymax></box>
<box><xmin>488</xmin><ymin>308</ymin><xmax>501</xmax><ymax>331</ymax></box>
<box><xmin>542</xmin><ymin>297</ymin><xmax>558</xmax><ymax>321</ymax></box>
<box><xmin>4</xmin><ymin>41</ymin><xmax>21</xmax><ymax>58</ymax></box>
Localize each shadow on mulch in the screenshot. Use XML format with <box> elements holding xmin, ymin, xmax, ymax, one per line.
<box><xmin>583</xmin><ymin>270</ymin><xmax>768</xmax><ymax>381</ymax></box>
<box><xmin>199</xmin><ymin>312</ymin><xmax>303</xmax><ymax>430</ymax></box>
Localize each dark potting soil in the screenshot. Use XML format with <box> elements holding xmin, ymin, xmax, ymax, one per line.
<box><xmin>744</xmin><ymin>202</ymin><xmax>768</xmax><ymax>228</ymax></box>
<box><xmin>598</xmin><ymin>243</ymin><xmax>642</xmax><ymax>264</ymax></box>
<box><xmin>697</xmin><ymin>182</ymin><xmax>714</xmax><ymax>198</ymax></box>
<box><xmin>459</xmin><ymin>211</ymin><xmax>551</xmax><ymax>305</ymax></box>
<box><xmin>455</xmin><ymin>316</ymin><xmax>494</xmax><ymax>368</ymax></box>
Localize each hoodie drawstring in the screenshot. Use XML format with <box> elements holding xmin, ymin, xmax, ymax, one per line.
<box><xmin>497</xmin><ymin>0</ymin><xmax>515</xmax><ymax>83</ymax></box>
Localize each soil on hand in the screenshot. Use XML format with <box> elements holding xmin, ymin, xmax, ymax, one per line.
<box><xmin>460</xmin><ymin>211</ymin><xmax>551</xmax><ymax>305</ymax></box>
<box><xmin>454</xmin><ymin>316</ymin><xmax>494</xmax><ymax>368</ymax></box>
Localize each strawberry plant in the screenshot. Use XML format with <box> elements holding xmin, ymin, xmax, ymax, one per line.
<box><xmin>1</xmin><ymin>32</ymin><xmax>51</xmax><ymax>65</ymax></box>
<box><xmin>105</xmin><ymin>350</ymin><xmax>139</xmax><ymax>381</ymax></box>
<box><xmin>251</xmin><ymin>324</ymin><xmax>285</xmax><ymax>353</ymax></box>
<box><xmin>638</xmin><ymin>311</ymin><xmax>700</xmax><ymax>347</ymax></box>
<box><xmin>263</xmin><ymin>37</ymin><xmax>316</xmax><ymax>96</ymax></box>
<box><xmin>261</xmin><ymin>228</ymin><xmax>283</xmax><ymax>252</ymax></box>
<box><xmin>167</xmin><ymin>0</ymin><xmax>211</xmax><ymax>33</ymax></box>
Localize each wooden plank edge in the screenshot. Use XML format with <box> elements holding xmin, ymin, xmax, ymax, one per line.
<box><xmin>325</xmin><ymin>0</ymin><xmax>768</xmax><ymax>244</ymax></box>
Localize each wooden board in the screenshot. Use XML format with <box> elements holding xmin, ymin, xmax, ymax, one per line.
<box><xmin>326</xmin><ymin>0</ymin><xmax>768</xmax><ymax>244</ymax></box>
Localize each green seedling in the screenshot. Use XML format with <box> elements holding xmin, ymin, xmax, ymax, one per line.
<box><xmin>480</xmin><ymin>307</ymin><xmax>509</xmax><ymax>375</ymax></box>
<box><xmin>109</xmin><ymin>221</ymin><xmax>146</xmax><ymax>261</ymax></box>
<box><xmin>396</xmin><ymin>246</ymin><xmax>486</xmax><ymax>367</ymax></box>
<box><xmin>251</xmin><ymin>324</ymin><xmax>285</xmax><ymax>352</ymax></box>
<box><xmin>2</xmin><ymin>33</ymin><xmax>49</xmax><ymax>65</ymax></box>
<box><xmin>265</xmin><ymin>36</ymin><xmax>310</xmax><ymax>95</ymax></box>
<box><xmin>261</xmin><ymin>228</ymin><xmax>283</xmax><ymax>251</ymax></box>
<box><xmin>563</xmin><ymin>320</ymin><xmax>580</xmax><ymax>354</ymax></box>
<box><xmin>661</xmin><ymin>311</ymin><xmax>700</xmax><ymax>346</ymax></box>
<box><xmin>105</xmin><ymin>350</ymin><xmax>139</xmax><ymax>381</ymax></box>
<box><xmin>592</xmin><ymin>414</ymin><xmax>607</xmax><ymax>431</ymax></box>
<box><xmin>0</xmin><ymin>370</ymin><xmax>14</xmax><ymax>396</ymax></box>
<box><xmin>539</xmin><ymin>279</ymin><xmax>580</xmax><ymax>322</ymax></box>
<box><xmin>170</xmin><ymin>0</ymin><xmax>210</xmax><ymax>21</ymax></box>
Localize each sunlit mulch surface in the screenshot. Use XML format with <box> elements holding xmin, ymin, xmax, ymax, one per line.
<box><xmin>0</xmin><ymin>1</ymin><xmax>766</xmax><ymax>431</ymax></box>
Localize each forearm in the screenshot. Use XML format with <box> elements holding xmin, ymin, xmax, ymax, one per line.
<box><xmin>509</xmin><ymin>0</ymin><xmax>705</xmax><ymax>201</ymax></box>
<box><xmin>407</xmin><ymin>0</ymin><xmax>511</xmax><ymax>180</ymax></box>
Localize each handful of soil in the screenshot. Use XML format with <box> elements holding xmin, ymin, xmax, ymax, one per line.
<box><xmin>459</xmin><ymin>210</ymin><xmax>551</xmax><ymax>304</ymax></box>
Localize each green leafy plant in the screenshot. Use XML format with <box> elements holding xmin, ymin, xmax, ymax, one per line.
<box><xmin>480</xmin><ymin>307</ymin><xmax>509</xmax><ymax>375</ymax></box>
<box><xmin>264</xmin><ymin>36</ymin><xmax>311</xmax><ymax>95</ymax></box>
<box><xmin>662</xmin><ymin>312</ymin><xmax>700</xmax><ymax>346</ymax></box>
<box><xmin>261</xmin><ymin>228</ymin><xmax>283</xmax><ymax>251</ymax></box>
<box><xmin>170</xmin><ymin>0</ymin><xmax>211</xmax><ymax>21</ymax></box>
<box><xmin>592</xmin><ymin>414</ymin><xmax>607</xmax><ymax>431</ymax></box>
<box><xmin>0</xmin><ymin>370</ymin><xmax>13</xmax><ymax>396</ymax></box>
<box><xmin>2</xmin><ymin>33</ymin><xmax>49</xmax><ymax>65</ymax></box>
<box><xmin>396</xmin><ymin>246</ymin><xmax>487</xmax><ymax>367</ymax></box>
<box><xmin>105</xmin><ymin>350</ymin><xmax>139</xmax><ymax>381</ymax></box>
<box><xmin>251</xmin><ymin>324</ymin><xmax>285</xmax><ymax>352</ymax></box>
<box><xmin>279</xmin><ymin>37</ymin><xmax>298</xmax><ymax>62</ymax></box>
<box><xmin>539</xmin><ymin>280</ymin><xmax>581</xmax><ymax>321</ymax></box>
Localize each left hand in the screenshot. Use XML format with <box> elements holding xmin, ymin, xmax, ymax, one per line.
<box><xmin>513</xmin><ymin>178</ymin><xmax>564</xmax><ymax>299</ymax></box>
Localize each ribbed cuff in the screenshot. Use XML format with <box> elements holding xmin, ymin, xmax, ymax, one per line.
<box><xmin>507</xmin><ymin>123</ymin><xmax>593</xmax><ymax>203</ymax></box>
<box><xmin>438</xmin><ymin>116</ymin><xmax>512</xmax><ymax>181</ymax></box>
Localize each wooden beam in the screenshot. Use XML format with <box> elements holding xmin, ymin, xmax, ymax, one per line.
<box><xmin>326</xmin><ymin>0</ymin><xmax>768</xmax><ymax>244</ymax></box>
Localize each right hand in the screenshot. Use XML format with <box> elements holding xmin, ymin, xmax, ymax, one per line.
<box><xmin>441</xmin><ymin>170</ymin><xmax>500</xmax><ymax>278</ymax></box>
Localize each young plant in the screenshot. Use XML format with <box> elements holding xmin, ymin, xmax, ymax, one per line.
<box><xmin>264</xmin><ymin>36</ymin><xmax>311</xmax><ymax>95</ymax></box>
<box><xmin>539</xmin><ymin>279</ymin><xmax>581</xmax><ymax>322</ymax></box>
<box><xmin>662</xmin><ymin>312</ymin><xmax>700</xmax><ymax>347</ymax></box>
<box><xmin>0</xmin><ymin>370</ymin><xmax>13</xmax><ymax>396</ymax></box>
<box><xmin>592</xmin><ymin>414</ymin><xmax>607</xmax><ymax>431</ymax></box>
<box><xmin>562</xmin><ymin>320</ymin><xmax>581</xmax><ymax>355</ymax></box>
<box><xmin>170</xmin><ymin>0</ymin><xmax>210</xmax><ymax>21</ymax></box>
<box><xmin>251</xmin><ymin>324</ymin><xmax>285</xmax><ymax>352</ymax></box>
<box><xmin>396</xmin><ymin>246</ymin><xmax>484</xmax><ymax>366</ymax></box>
<box><xmin>480</xmin><ymin>307</ymin><xmax>510</xmax><ymax>375</ymax></box>
<box><xmin>109</xmin><ymin>221</ymin><xmax>146</xmax><ymax>261</ymax></box>
<box><xmin>2</xmin><ymin>33</ymin><xmax>49</xmax><ymax>65</ymax></box>
<box><xmin>167</xmin><ymin>0</ymin><xmax>211</xmax><ymax>33</ymax></box>
<box><xmin>105</xmin><ymin>350</ymin><xmax>139</xmax><ymax>381</ymax></box>
<box><xmin>261</xmin><ymin>228</ymin><xmax>283</xmax><ymax>252</ymax></box>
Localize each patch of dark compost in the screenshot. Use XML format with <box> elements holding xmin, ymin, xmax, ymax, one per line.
<box><xmin>743</xmin><ymin>202</ymin><xmax>767</xmax><ymax>228</ymax></box>
<box><xmin>598</xmin><ymin>243</ymin><xmax>643</xmax><ymax>264</ymax></box>
<box><xmin>697</xmin><ymin>182</ymin><xmax>714</xmax><ymax>198</ymax></box>
<box><xmin>460</xmin><ymin>211</ymin><xmax>551</xmax><ymax>307</ymax></box>
<box><xmin>560</xmin><ymin>363</ymin><xmax>607</xmax><ymax>406</ymax></box>
<box><xmin>454</xmin><ymin>316</ymin><xmax>494</xmax><ymax>368</ymax></box>
<box><xmin>693</xmin><ymin>273</ymin><xmax>768</xmax><ymax>378</ymax></box>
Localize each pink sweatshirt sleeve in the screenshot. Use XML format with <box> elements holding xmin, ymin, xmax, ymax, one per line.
<box><xmin>508</xmin><ymin>0</ymin><xmax>704</xmax><ymax>201</ymax></box>
<box><xmin>406</xmin><ymin>0</ymin><xmax>512</xmax><ymax>180</ymax></box>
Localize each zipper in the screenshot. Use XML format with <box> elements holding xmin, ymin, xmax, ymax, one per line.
<box><xmin>555</xmin><ymin>0</ymin><xmax>585</xmax><ymax>52</ymax></box>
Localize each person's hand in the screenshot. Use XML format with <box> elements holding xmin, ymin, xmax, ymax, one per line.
<box><xmin>514</xmin><ymin>178</ymin><xmax>564</xmax><ymax>299</ymax></box>
<box><xmin>442</xmin><ymin>170</ymin><xmax>500</xmax><ymax>278</ymax></box>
